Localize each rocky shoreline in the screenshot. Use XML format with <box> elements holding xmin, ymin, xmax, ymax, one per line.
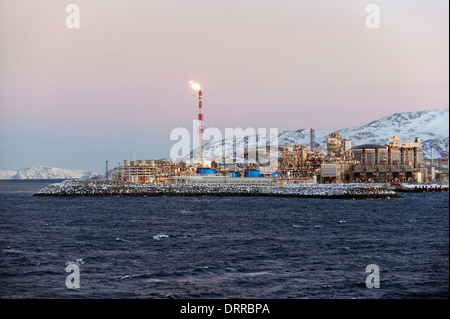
<box><xmin>33</xmin><ymin>180</ymin><xmax>401</xmax><ymax>199</ymax></box>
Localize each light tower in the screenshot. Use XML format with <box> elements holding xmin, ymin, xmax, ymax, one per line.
<box><xmin>189</xmin><ymin>81</ymin><xmax>204</xmax><ymax>162</ymax></box>
<box><xmin>310</xmin><ymin>128</ymin><xmax>315</xmax><ymax>152</ymax></box>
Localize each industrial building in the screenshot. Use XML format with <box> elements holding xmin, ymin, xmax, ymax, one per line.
<box><xmin>349</xmin><ymin>136</ymin><xmax>424</xmax><ymax>182</ymax></box>
<box><xmin>116</xmin><ymin>132</ymin><xmax>432</xmax><ymax>185</ymax></box>
<box><xmin>112</xmin><ymin>81</ymin><xmax>442</xmax><ymax>185</ymax></box>
<box><xmin>120</xmin><ymin>160</ymin><xmax>181</xmax><ymax>184</ymax></box>
<box><xmin>117</xmin><ymin>134</ymin><xmax>431</xmax><ymax>185</ymax></box>
<box><xmin>317</xmin><ymin>132</ymin><xmax>428</xmax><ymax>183</ymax></box>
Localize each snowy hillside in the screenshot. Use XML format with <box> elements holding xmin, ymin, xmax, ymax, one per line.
<box><xmin>338</xmin><ymin>108</ymin><xmax>449</xmax><ymax>157</ymax></box>
<box><xmin>0</xmin><ymin>166</ymin><xmax>99</xmax><ymax>180</ymax></box>
<box><xmin>0</xmin><ymin>170</ymin><xmax>17</xmax><ymax>179</ymax></box>
<box><xmin>199</xmin><ymin>108</ymin><xmax>449</xmax><ymax>161</ymax></box>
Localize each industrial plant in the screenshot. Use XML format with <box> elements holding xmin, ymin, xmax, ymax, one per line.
<box><xmin>115</xmin><ymin>133</ymin><xmax>444</xmax><ymax>185</ymax></box>
<box><xmin>109</xmin><ymin>82</ymin><xmax>448</xmax><ymax>186</ymax></box>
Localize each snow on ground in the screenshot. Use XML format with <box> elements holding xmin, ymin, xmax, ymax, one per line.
<box><xmin>0</xmin><ymin>170</ymin><xmax>17</xmax><ymax>179</ymax></box>
<box><xmin>35</xmin><ymin>180</ymin><xmax>399</xmax><ymax>199</ymax></box>
<box><xmin>0</xmin><ymin>166</ymin><xmax>99</xmax><ymax>179</ymax></box>
<box><xmin>198</xmin><ymin>108</ymin><xmax>449</xmax><ymax>162</ymax></box>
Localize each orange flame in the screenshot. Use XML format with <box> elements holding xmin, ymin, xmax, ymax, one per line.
<box><xmin>189</xmin><ymin>81</ymin><xmax>201</xmax><ymax>91</ymax></box>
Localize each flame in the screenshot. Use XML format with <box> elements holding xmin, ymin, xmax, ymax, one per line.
<box><xmin>189</xmin><ymin>81</ymin><xmax>201</xmax><ymax>91</ymax></box>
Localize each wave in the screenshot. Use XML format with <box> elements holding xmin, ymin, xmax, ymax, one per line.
<box><xmin>2</xmin><ymin>248</ymin><xmax>23</xmax><ymax>254</ymax></box>
<box><xmin>120</xmin><ymin>274</ymin><xmax>166</xmax><ymax>282</ymax></box>
<box><xmin>118</xmin><ymin>267</ymin><xmax>272</xmax><ymax>287</ymax></box>
<box><xmin>151</xmin><ymin>234</ymin><xmax>195</xmax><ymax>240</ymax></box>
<box><xmin>66</xmin><ymin>258</ymin><xmax>84</xmax><ymax>266</ymax></box>
<box><xmin>152</xmin><ymin>234</ymin><xmax>169</xmax><ymax>240</ymax></box>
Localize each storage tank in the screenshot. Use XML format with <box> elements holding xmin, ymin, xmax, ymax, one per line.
<box><xmin>244</xmin><ymin>169</ymin><xmax>263</xmax><ymax>177</ymax></box>
<box><xmin>271</xmin><ymin>172</ymin><xmax>282</xmax><ymax>177</ymax></box>
<box><xmin>196</xmin><ymin>168</ymin><xmax>217</xmax><ymax>175</ymax></box>
<box><xmin>405</xmin><ymin>170</ymin><xmax>413</xmax><ymax>178</ymax></box>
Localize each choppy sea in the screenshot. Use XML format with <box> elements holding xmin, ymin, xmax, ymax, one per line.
<box><xmin>0</xmin><ymin>180</ymin><xmax>448</xmax><ymax>299</ymax></box>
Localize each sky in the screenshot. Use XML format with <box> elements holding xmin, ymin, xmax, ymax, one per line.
<box><xmin>0</xmin><ymin>0</ymin><xmax>448</xmax><ymax>173</ymax></box>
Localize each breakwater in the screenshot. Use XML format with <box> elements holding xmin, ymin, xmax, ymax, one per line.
<box><xmin>33</xmin><ymin>180</ymin><xmax>401</xmax><ymax>199</ymax></box>
<box><xmin>394</xmin><ymin>184</ymin><xmax>449</xmax><ymax>193</ymax></box>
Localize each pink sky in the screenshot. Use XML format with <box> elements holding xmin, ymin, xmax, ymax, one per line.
<box><xmin>0</xmin><ymin>0</ymin><xmax>448</xmax><ymax>172</ymax></box>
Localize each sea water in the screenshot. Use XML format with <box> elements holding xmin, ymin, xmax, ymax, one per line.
<box><xmin>0</xmin><ymin>180</ymin><xmax>448</xmax><ymax>298</ymax></box>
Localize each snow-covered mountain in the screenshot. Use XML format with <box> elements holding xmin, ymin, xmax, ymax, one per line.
<box><xmin>0</xmin><ymin>166</ymin><xmax>100</xmax><ymax>180</ymax></box>
<box><xmin>0</xmin><ymin>170</ymin><xmax>17</xmax><ymax>179</ymax></box>
<box><xmin>200</xmin><ymin>108</ymin><xmax>449</xmax><ymax>161</ymax></box>
<box><xmin>338</xmin><ymin>108</ymin><xmax>449</xmax><ymax>157</ymax></box>
<box><xmin>1</xmin><ymin>109</ymin><xmax>447</xmax><ymax>178</ymax></box>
